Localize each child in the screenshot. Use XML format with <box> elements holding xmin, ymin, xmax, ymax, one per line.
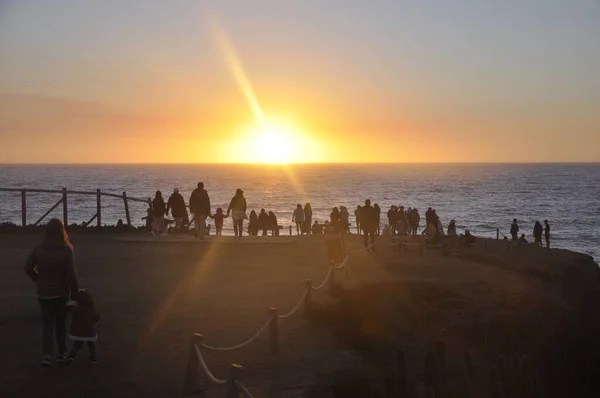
<box><xmin>66</xmin><ymin>289</ymin><xmax>99</xmax><ymax>364</ymax></box>
<box><xmin>210</xmin><ymin>208</ymin><xmax>227</xmax><ymax>236</ymax></box>
<box><xmin>142</xmin><ymin>207</ymin><xmax>153</xmax><ymax>232</ymax></box>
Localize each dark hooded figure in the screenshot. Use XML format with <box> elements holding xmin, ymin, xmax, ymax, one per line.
<box><xmin>227</xmin><ymin>189</ymin><xmax>247</xmax><ymax>238</ymax></box>
<box><xmin>258</xmin><ymin>209</ymin><xmax>270</xmax><ymax>236</ymax></box>
<box><xmin>361</xmin><ymin>199</ymin><xmax>378</xmax><ymax>252</ymax></box>
<box><xmin>330</xmin><ymin>207</ymin><xmax>340</xmax><ymax>230</ymax></box>
<box><xmin>166</xmin><ymin>188</ymin><xmax>188</xmax><ymax>234</ymax></box>
<box><xmin>510</xmin><ymin>219</ymin><xmax>519</xmax><ymax>240</ymax></box>
<box><xmin>544</xmin><ymin>220</ymin><xmax>550</xmax><ymax>249</ymax></box>
<box><xmin>533</xmin><ymin>221</ymin><xmax>543</xmax><ymax>247</ymax></box>
<box><xmin>248</xmin><ymin>210</ymin><xmax>258</xmax><ymax>236</ymax></box>
<box><xmin>269</xmin><ymin>211</ymin><xmax>279</xmax><ymax>236</ymax></box>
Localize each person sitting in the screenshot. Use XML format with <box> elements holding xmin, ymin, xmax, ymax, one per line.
<box><xmin>257</xmin><ymin>209</ymin><xmax>269</xmax><ymax>236</ymax></box>
<box><xmin>462</xmin><ymin>229</ymin><xmax>476</xmax><ymax>244</ymax></box>
<box><xmin>447</xmin><ymin>220</ymin><xmax>457</xmax><ymax>237</ymax></box>
<box><xmin>518</xmin><ymin>233</ymin><xmax>528</xmax><ymax>244</ymax></box>
<box><xmin>312</xmin><ymin>220</ymin><xmax>323</xmax><ymax>234</ymax></box>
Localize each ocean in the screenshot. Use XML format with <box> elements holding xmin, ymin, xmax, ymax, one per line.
<box><xmin>0</xmin><ymin>164</ymin><xmax>598</xmax><ymax>258</ymax></box>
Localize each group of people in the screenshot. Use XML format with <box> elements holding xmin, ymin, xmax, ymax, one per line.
<box><xmin>386</xmin><ymin>205</ymin><xmax>423</xmax><ymax>237</ymax></box>
<box><xmin>511</xmin><ymin>219</ymin><xmax>551</xmax><ymax>248</ymax></box>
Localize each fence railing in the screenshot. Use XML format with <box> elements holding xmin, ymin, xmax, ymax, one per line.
<box><xmin>0</xmin><ymin>187</ymin><xmax>149</xmax><ymax>228</ymax></box>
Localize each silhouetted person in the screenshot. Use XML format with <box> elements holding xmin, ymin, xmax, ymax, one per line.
<box><xmin>510</xmin><ymin>218</ymin><xmax>519</xmax><ymax>241</ymax></box>
<box><xmin>409</xmin><ymin>208</ymin><xmax>420</xmax><ymax>237</ymax></box>
<box><xmin>189</xmin><ymin>182</ymin><xmax>211</xmax><ymax>240</ymax></box>
<box><xmin>340</xmin><ymin>206</ymin><xmax>350</xmax><ymax>234</ymax></box>
<box><xmin>24</xmin><ymin>218</ymin><xmax>79</xmax><ymax>367</ymax></box>
<box><xmin>447</xmin><ymin>219</ymin><xmax>457</xmax><ymax>237</ymax></box>
<box><xmin>354</xmin><ymin>206</ymin><xmax>362</xmax><ymax>235</ymax></box>
<box><xmin>303</xmin><ymin>203</ymin><xmax>313</xmax><ymax>234</ymax></box>
<box><xmin>227</xmin><ymin>189</ymin><xmax>247</xmax><ymax>238</ymax></box>
<box><xmin>533</xmin><ymin>221</ymin><xmax>543</xmax><ymax>247</ymax></box>
<box><xmin>373</xmin><ymin>203</ymin><xmax>381</xmax><ymax>235</ymax></box>
<box><xmin>425</xmin><ymin>207</ymin><xmax>433</xmax><ymax>228</ymax></box>
<box><xmin>292</xmin><ymin>204</ymin><xmax>305</xmax><ymax>235</ymax></box>
<box><xmin>258</xmin><ymin>209</ymin><xmax>269</xmax><ymax>236</ymax></box>
<box><xmin>269</xmin><ymin>211</ymin><xmax>279</xmax><ymax>236</ymax></box>
<box><xmin>65</xmin><ymin>289</ymin><xmax>99</xmax><ymax>365</ymax></box>
<box><xmin>361</xmin><ymin>199</ymin><xmax>377</xmax><ymax>252</ymax></box>
<box><xmin>210</xmin><ymin>208</ymin><xmax>227</xmax><ymax>236</ymax></box>
<box><xmin>152</xmin><ymin>191</ymin><xmax>166</xmax><ymax>235</ymax></box>
<box><xmin>248</xmin><ymin>210</ymin><xmax>258</xmax><ymax>236</ymax></box>
<box><xmin>142</xmin><ymin>207</ymin><xmax>153</xmax><ymax>232</ymax></box>
<box><xmin>544</xmin><ymin>219</ymin><xmax>551</xmax><ymax>248</ymax></box>
<box><xmin>387</xmin><ymin>206</ymin><xmax>397</xmax><ymax>235</ymax></box>
<box><xmin>166</xmin><ymin>188</ymin><xmax>187</xmax><ymax>235</ymax></box>
<box><xmin>330</xmin><ymin>207</ymin><xmax>340</xmax><ymax>232</ymax></box>
<box><xmin>397</xmin><ymin>206</ymin><xmax>408</xmax><ymax>235</ymax></box>
<box><xmin>312</xmin><ymin>220</ymin><xmax>322</xmax><ymax>234</ymax></box>
<box><xmin>519</xmin><ymin>233</ymin><xmax>528</xmax><ymax>244</ymax></box>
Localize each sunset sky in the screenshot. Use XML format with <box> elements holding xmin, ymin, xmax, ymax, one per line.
<box><xmin>0</xmin><ymin>1</ymin><xmax>599</xmax><ymax>163</ymax></box>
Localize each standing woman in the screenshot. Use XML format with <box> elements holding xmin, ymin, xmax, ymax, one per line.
<box><xmin>227</xmin><ymin>188</ymin><xmax>247</xmax><ymax>238</ymax></box>
<box><xmin>303</xmin><ymin>203</ymin><xmax>313</xmax><ymax>234</ymax></box>
<box><xmin>152</xmin><ymin>191</ymin><xmax>166</xmax><ymax>235</ymax></box>
<box><xmin>24</xmin><ymin>218</ymin><xmax>79</xmax><ymax>367</ymax></box>
<box><xmin>292</xmin><ymin>204</ymin><xmax>305</xmax><ymax>235</ymax></box>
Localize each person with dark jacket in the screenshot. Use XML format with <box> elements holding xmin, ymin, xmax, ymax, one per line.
<box><xmin>166</xmin><ymin>188</ymin><xmax>188</xmax><ymax>234</ymax></box>
<box><xmin>189</xmin><ymin>182</ymin><xmax>211</xmax><ymax>240</ymax></box>
<box><xmin>268</xmin><ymin>211</ymin><xmax>279</xmax><ymax>236</ymax></box>
<box><xmin>24</xmin><ymin>218</ymin><xmax>79</xmax><ymax>367</ymax></box>
<box><xmin>354</xmin><ymin>206</ymin><xmax>362</xmax><ymax>235</ymax></box>
<box><xmin>152</xmin><ymin>191</ymin><xmax>166</xmax><ymax>235</ymax></box>
<box><xmin>510</xmin><ymin>219</ymin><xmax>519</xmax><ymax>240</ymax></box>
<box><xmin>257</xmin><ymin>209</ymin><xmax>270</xmax><ymax>236</ymax></box>
<box><xmin>66</xmin><ymin>289</ymin><xmax>99</xmax><ymax>364</ymax></box>
<box><xmin>227</xmin><ymin>189</ymin><xmax>247</xmax><ymax>237</ymax></box>
<box><xmin>533</xmin><ymin>221</ymin><xmax>543</xmax><ymax>247</ymax></box>
<box><xmin>248</xmin><ymin>210</ymin><xmax>258</xmax><ymax>236</ymax></box>
<box><xmin>373</xmin><ymin>203</ymin><xmax>381</xmax><ymax>234</ymax></box>
<box><xmin>544</xmin><ymin>220</ymin><xmax>551</xmax><ymax>249</ymax></box>
<box><xmin>361</xmin><ymin>199</ymin><xmax>378</xmax><ymax>252</ymax></box>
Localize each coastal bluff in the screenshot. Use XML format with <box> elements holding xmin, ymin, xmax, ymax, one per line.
<box><xmin>0</xmin><ymin>232</ymin><xmax>597</xmax><ymax>397</ymax></box>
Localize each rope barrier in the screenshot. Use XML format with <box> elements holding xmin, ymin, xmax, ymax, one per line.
<box><xmin>311</xmin><ymin>266</ymin><xmax>333</xmax><ymax>290</ymax></box>
<box><xmin>194</xmin><ymin>344</ymin><xmax>227</xmax><ymax>385</ymax></box>
<box><xmin>234</xmin><ymin>379</ymin><xmax>254</xmax><ymax>398</ymax></box>
<box><xmin>200</xmin><ymin>318</ymin><xmax>272</xmax><ymax>352</ymax></box>
<box><xmin>334</xmin><ymin>255</ymin><xmax>350</xmax><ymax>269</ymax></box>
<box><xmin>279</xmin><ymin>286</ymin><xmax>310</xmax><ymax>319</ymax></box>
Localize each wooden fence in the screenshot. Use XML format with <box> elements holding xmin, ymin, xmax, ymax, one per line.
<box><xmin>0</xmin><ymin>187</ymin><xmax>149</xmax><ymax>228</ymax></box>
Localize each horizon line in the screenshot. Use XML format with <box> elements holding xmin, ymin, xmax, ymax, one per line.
<box><xmin>1</xmin><ymin>161</ymin><xmax>599</xmax><ymax>166</ymax></box>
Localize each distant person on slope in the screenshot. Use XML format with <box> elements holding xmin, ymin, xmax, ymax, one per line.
<box><xmin>354</xmin><ymin>205</ymin><xmax>362</xmax><ymax>235</ymax></box>
<box><xmin>340</xmin><ymin>206</ymin><xmax>351</xmax><ymax>234</ymax></box>
<box><xmin>303</xmin><ymin>203</ymin><xmax>313</xmax><ymax>234</ymax></box>
<box><xmin>258</xmin><ymin>209</ymin><xmax>270</xmax><ymax>236</ymax></box>
<box><xmin>189</xmin><ymin>182</ymin><xmax>211</xmax><ymax>240</ymax></box>
<box><xmin>361</xmin><ymin>199</ymin><xmax>378</xmax><ymax>252</ymax></box>
<box><xmin>248</xmin><ymin>210</ymin><xmax>258</xmax><ymax>236</ymax></box>
<box><xmin>152</xmin><ymin>191</ymin><xmax>166</xmax><ymax>235</ymax></box>
<box><xmin>373</xmin><ymin>203</ymin><xmax>381</xmax><ymax>235</ymax></box>
<box><xmin>166</xmin><ymin>188</ymin><xmax>187</xmax><ymax>235</ymax></box>
<box><xmin>292</xmin><ymin>204</ymin><xmax>305</xmax><ymax>235</ymax></box>
<box><xmin>510</xmin><ymin>219</ymin><xmax>519</xmax><ymax>241</ymax></box>
<box><xmin>269</xmin><ymin>211</ymin><xmax>279</xmax><ymax>236</ymax></box>
<box><xmin>533</xmin><ymin>221</ymin><xmax>543</xmax><ymax>247</ymax></box>
<box><xmin>544</xmin><ymin>220</ymin><xmax>551</xmax><ymax>249</ymax></box>
<box><xmin>227</xmin><ymin>189</ymin><xmax>247</xmax><ymax>238</ymax></box>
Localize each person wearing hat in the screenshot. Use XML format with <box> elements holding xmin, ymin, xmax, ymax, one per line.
<box><xmin>166</xmin><ymin>188</ymin><xmax>188</xmax><ymax>235</ymax></box>
<box><xmin>227</xmin><ymin>188</ymin><xmax>247</xmax><ymax>238</ymax></box>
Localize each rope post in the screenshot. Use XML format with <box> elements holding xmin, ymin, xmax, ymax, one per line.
<box><xmin>397</xmin><ymin>350</ymin><xmax>407</xmax><ymax>397</ymax></box>
<box><xmin>496</xmin><ymin>228</ymin><xmax>500</xmax><ymax>240</ymax></box>
<box><xmin>184</xmin><ymin>333</ymin><xmax>204</xmax><ymax>394</ymax></box>
<box><xmin>21</xmin><ymin>189</ymin><xmax>26</xmax><ymax>227</ymax></box>
<box><xmin>269</xmin><ymin>308</ymin><xmax>279</xmax><ymax>355</ymax></box>
<box><xmin>62</xmin><ymin>187</ymin><xmax>68</xmax><ymax>227</ymax></box>
<box><xmin>224</xmin><ymin>364</ymin><xmax>245</xmax><ymax>398</ymax></box>
<box><xmin>96</xmin><ymin>189</ymin><xmax>102</xmax><ymax>227</ymax></box>
<box><xmin>303</xmin><ymin>280</ymin><xmax>312</xmax><ymax>318</ymax></box>
<box><xmin>289</xmin><ymin>225</ymin><xmax>292</xmax><ymax>236</ymax></box>
<box><xmin>122</xmin><ymin>192</ymin><xmax>131</xmax><ymax>226</ymax></box>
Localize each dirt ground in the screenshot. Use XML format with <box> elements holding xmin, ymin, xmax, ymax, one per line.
<box><xmin>0</xmin><ymin>232</ymin><xmax>595</xmax><ymax>397</ymax></box>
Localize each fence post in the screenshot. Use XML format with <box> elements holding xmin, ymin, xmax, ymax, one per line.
<box><xmin>289</xmin><ymin>225</ymin><xmax>292</xmax><ymax>236</ymax></box>
<box><xmin>496</xmin><ymin>228</ymin><xmax>500</xmax><ymax>240</ymax></box>
<box><xmin>62</xmin><ymin>188</ymin><xmax>68</xmax><ymax>227</ymax></box>
<box><xmin>96</xmin><ymin>189</ymin><xmax>102</xmax><ymax>227</ymax></box>
<box><xmin>184</xmin><ymin>333</ymin><xmax>204</xmax><ymax>394</ymax></box>
<box><xmin>21</xmin><ymin>189</ymin><xmax>26</xmax><ymax>227</ymax></box>
<box><xmin>224</xmin><ymin>364</ymin><xmax>245</xmax><ymax>398</ymax></box>
<box><xmin>270</xmin><ymin>308</ymin><xmax>279</xmax><ymax>355</ymax></box>
<box><xmin>122</xmin><ymin>192</ymin><xmax>131</xmax><ymax>226</ymax></box>
<box><xmin>304</xmin><ymin>280</ymin><xmax>312</xmax><ymax>317</ymax></box>
<box><xmin>397</xmin><ymin>350</ymin><xmax>407</xmax><ymax>397</ymax></box>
